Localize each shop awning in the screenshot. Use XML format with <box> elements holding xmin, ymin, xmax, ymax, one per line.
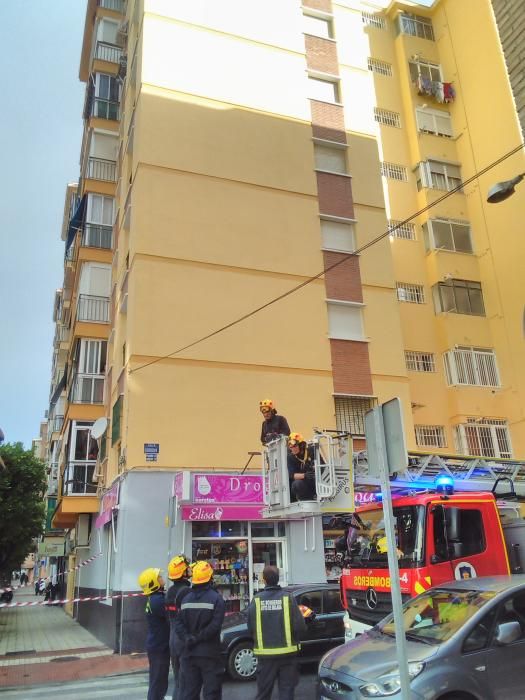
<box><xmin>65</xmin><ymin>195</ymin><xmax>86</xmax><ymax>255</ymax></box>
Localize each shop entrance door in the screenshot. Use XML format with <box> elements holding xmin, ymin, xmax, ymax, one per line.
<box><xmin>251</xmin><ymin>541</ymin><xmax>286</xmax><ymax>596</ymax></box>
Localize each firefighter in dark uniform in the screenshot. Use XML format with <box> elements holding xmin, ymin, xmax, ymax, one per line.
<box><xmin>165</xmin><ymin>555</ymin><xmax>191</xmax><ymax>700</ymax></box>
<box><xmin>287</xmin><ymin>432</ymin><xmax>317</xmax><ymax>501</ymax></box>
<box><xmin>174</xmin><ymin>560</ymin><xmax>225</xmax><ymax>700</ymax></box>
<box><xmin>247</xmin><ymin>565</ymin><xmax>307</xmax><ymax>700</ymax></box>
<box><xmin>138</xmin><ymin>567</ymin><xmax>170</xmax><ymax>700</ymax></box>
<box><xmin>260</xmin><ymin>399</ymin><xmax>291</xmax><ymax>445</ymax></box>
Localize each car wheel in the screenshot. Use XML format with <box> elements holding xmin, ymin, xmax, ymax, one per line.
<box><xmin>227</xmin><ymin>641</ymin><xmax>257</xmax><ymax>681</ymax></box>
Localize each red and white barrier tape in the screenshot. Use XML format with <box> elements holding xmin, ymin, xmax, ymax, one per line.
<box><xmin>0</xmin><ymin>552</ymin><xmax>103</xmax><ymax>594</ymax></box>
<box><xmin>0</xmin><ymin>591</ymin><xmax>145</xmax><ymax>608</ymax></box>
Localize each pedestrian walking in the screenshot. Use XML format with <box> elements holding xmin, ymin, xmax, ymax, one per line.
<box><xmin>138</xmin><ymin>567</ymin><xmax>170</xmax><ymax>700</ymax></box>
<box><xmin>165</xmin><ymin>555</ymin><xmax>191</xmax><ymax>699</ymax></box>
<box><xmin>175</xmin><ymin>560</ymin><xmax>225</xmax><ymax>700</ymax></box>
<box><xmin>247</xmin><ymin>565</ymin><xmax>307</xmax><ymax>700</ymax></box>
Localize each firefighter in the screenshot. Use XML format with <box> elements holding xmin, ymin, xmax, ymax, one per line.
<box><xmin>260</xmin><ymin>399</ymin><xmax>291</xmax><ymax>445</ymax></box>
<box><xmin>287</xmin><ymin>433</ymin><xmax>317</xmax><ymax>501</ymax></box>
<box><xmin>247</xmin><ymin>565</ymin><xmax>307</xmax><ymax>700</ymax></box>
<box><xmin>138</xmin><ymin>567</ymin><xmax>170</xmax><ymax>700</ymax></box>
<box><xmin>165</xmin><ymin>555</ymin><xmax>191</xmax><ymax>700</ymax></box>
<box><xmin>174</xmin><ymin>560</ymin><xmax>225</xmax><ymax>700</ymax></box>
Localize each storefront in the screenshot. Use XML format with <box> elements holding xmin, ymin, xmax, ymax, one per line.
<box><xmin>170</xmin><ymin>472</ymin><xmax>326</xmax><ymax>612</ymax></box>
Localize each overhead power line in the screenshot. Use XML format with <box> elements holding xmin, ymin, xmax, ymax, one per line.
<box><xmin>130</xmin><ymin>142</ymin><xmax>524</xmax><ymax>375</ymax></box>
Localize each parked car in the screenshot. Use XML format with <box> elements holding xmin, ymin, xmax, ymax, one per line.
<box><xmin>318</xmin><ymin>575</ymin><xmax>525</xmax><ymax>700</ymax></box>
<box><xmin>221</xmin><ymin>583</ymin><xmax>345</xmax><ymax>681</ymax></box>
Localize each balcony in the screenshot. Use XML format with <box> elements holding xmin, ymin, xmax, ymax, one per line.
<box><xmin>97</xmin><ymin>0</ymin><xmax>125</xmax><ymax>11</ymax></box>
<box><xmin>82</xmin><ymin>223</ymin><xmax>113</xmax><ymax>249</ymax></box>
<box><xmin>86</xmin><ymin>157</ymin><xmax>117</xmax><ymax>182</ymax></box>
<box><xmin>77</xmin><ymin>294</ymin><xmax>110</xmax><ymax>323</ymax></box>
<box><xmin>95</xmin><ymin>41</ymin><xmax>123</xmax><ymax>65</ymax></box>
<box><xmin>62</xmin><ymin>462</ymin><xmax>97</xmax><ymax>496</ymax></box>
<box><xmin>51</xmin><ymin>415</ymin><xmax>64</xmax><ymax>434</ymax></box>
<box><xmin>69</xmin><ymin>373</ymin><xmax>105</xmax><ymax>404</ymax></box>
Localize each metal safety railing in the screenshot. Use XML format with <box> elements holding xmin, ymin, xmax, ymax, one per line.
<box><xmin>77</xmin><ymin>295</ymin><xmax>110</xmax><ymax>323</ymax></box>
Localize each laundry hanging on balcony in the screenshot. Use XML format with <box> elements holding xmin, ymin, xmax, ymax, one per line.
<box><xmin>64</xmin><ymin>195</ymin><xmax>87</xmax><ymax>257</ymax></box>
<box><xmin>415</xmin><ymin>76</ymin><xmax>455</xmax><ymax>104</ymax></box>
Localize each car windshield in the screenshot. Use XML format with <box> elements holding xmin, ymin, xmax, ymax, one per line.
<box><xmin>347</xmin><ymin>505</ymin><xmax>424</xmax><ymax>569</ymax></box>
<box><xmin>380</xmin><ymin>589</ymin><xmax>496</xmax><ymax>643</ymax></box>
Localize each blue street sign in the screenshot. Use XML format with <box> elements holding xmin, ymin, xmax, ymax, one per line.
<box><xmin>146</xmin><ymin>454</ymin><xmax>158</xmax><ymax>462</ymax></box>
<box><xmin>144</xmin><ymin>443</ymin><xmax>160</xmax><ymax>454</ymax></box>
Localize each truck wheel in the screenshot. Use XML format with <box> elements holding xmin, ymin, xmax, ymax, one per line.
<box><xmin>227</xmin><ymin>641</ymin><xmax>257</xmax><ymax>681</ymax></box>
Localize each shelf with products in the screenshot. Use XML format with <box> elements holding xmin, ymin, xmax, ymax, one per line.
<box><xmin>192</xmin><ymin>538</ymin><xmax>250</xmax><ymax>612</ymax></box>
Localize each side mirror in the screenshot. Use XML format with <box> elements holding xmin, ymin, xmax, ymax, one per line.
<box><xmin>495</xmin><ymin>621</ymin><xmax>521</xmax><ymax>646</ymax></box>
<box><xmin>430</xmin><ymin>555</ymin><xmax>441</xmax><ymax>564</ymax></box>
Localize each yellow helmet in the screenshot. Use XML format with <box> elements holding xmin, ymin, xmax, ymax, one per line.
<box><xmin>191</xmin><ymin>560</ymin><xmax>214</xmax><ymax>585</ymax></box>
<box><xmin>138</xmin><ymin>567</ymin><xmax>162</xmax><ymax>595</ymax></box>
<box><xmin>376</xmin><ymin>537</ymin><xmax>388</xmax><ymax>554</ymax></box>
<box><xmin>288</xmin><ymin>432</ymin><xmax>304</xmax><ymax>447</ymax></box>
<box><xmin>259</xmin><ymin>399</ymin><xmax>274</xmax><ymax>412</ymax></box>
<box><xmin>168</xmin><ymin>555</ymin><xmax>189</xmax><ymax>581</ymax></box>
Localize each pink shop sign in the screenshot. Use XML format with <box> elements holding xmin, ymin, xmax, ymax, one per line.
<box><xmin>193</xmin><ymin>474</ymin><xmax>264</xmax><ymax>504</ymax></box>
<box><xmin>95</xmin><ymin>481</ymin><xmax>120</xmax><ymax>528</ymax></box>
<box><xmin>181</xmin><ymin>505</ymin><xmax>265</xmax><ymax>521</ymax></box>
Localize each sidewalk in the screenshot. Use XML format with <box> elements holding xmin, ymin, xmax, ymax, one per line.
<box><xmin>0</xmin><ymin>584</ymin><xmax>147</xmax><ymax>688</ymax></box>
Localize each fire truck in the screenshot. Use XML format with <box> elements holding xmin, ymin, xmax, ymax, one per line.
<box><xmin>261</xmin><ymin>435</ymin><xmax>525</xmax><ymax>640</ymax></box>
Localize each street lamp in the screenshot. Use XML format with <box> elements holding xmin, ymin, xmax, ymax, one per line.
<box><xmin>487</xmin><ymin>172</ymin><xmax>525</xmax><ymax>203</ymax></box>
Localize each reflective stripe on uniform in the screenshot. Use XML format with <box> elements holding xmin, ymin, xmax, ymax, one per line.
<box><xmin>283</xmin><ymin>596</ymin><xmax>292</xmax><ymax>648</ymax></box>
<box><xmin>253</xmin><ymin>595</ymin><xmax>299</xmax><ymax>656</ymax></box>
<box><xmin>255</xmin><ymin>597</ymin><xmax>263</xmax><ymax>651</ymax></box>
<box><xmin>180</xmin><ymin>602</ymin><xmax>214</xmax><ymax>610</ymax></box>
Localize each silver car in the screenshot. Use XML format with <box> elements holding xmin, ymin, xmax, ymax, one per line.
<box><xmin>318</xmin><ymin>575</ymin><xmax>525</xmax><ymax>699</ymax></box>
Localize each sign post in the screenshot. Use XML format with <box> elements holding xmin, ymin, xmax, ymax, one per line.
<box><xmin>365</xmin><ymin>398</ymin><xmax>410</xmax><ymax>700</ymax></box>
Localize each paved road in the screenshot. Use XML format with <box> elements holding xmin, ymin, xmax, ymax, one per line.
<box><xmin>0</xmin><ymin>667</ymin><xmax>319</xmax><ymax>699</ymax></box>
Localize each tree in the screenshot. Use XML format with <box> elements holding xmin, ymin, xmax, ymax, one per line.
<box><xmin>0</xmin><ymin>443</ymin><xmax>47</xmax><ymax>584</ymax></box>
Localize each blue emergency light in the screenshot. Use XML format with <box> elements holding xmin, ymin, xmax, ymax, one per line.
<box><xmin>435</xmin><ymin>474</ymin><xmax>454</xmax><ymax>495</ymax></box>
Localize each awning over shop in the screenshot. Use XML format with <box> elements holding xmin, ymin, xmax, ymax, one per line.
<box><xmin>65</xmin><ymin>195</ymin><xmax>86</xmax><ymax>255</ymax></box>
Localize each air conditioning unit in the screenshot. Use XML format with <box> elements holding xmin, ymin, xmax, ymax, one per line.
<box><xmin>75</xmin><ymin>514</ymin><xmax>91</xmax><ymax>548</ymax></box>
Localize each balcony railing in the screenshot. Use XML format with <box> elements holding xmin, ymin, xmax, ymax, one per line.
<box><xmin>70</xmin><ymin>373</ymin><xmax>105</xmax><ymax>404</ymax></box>
<box><xmin>86</xmin><ymin>157</ymin><xmax>117</xmax><ymax>182</ymax></box>
<box><xmin>48</xmin><ymin>477</ymin><xmax>58</xmax><ymax>496</ymax></box>
<box><xmin>82</xmin><ymin>223</ymin><xmax>113</xmax><ymax>249</ymax></box>
<box><xmin>62</xmin><ymin>462</ymin><xmax>97</xmax><ymax>496</ymax></box>
<box><xmin>77</xmin><ymin>294</ymin><xmax>110</xmax><ymax>323</ymax></box>
<box><xmin>95</xmin><ymin>41</ymin><xmax>123</xmax><ymax>65</ymax></box>
<box><xmin>51</xmin><ymin>415</ymin><xmax>64</xmax><ymax>433</ymax></box>
<box><xmin>97</xmin><ymin>0</ymin><xmax>125</xmax><ymax>11</ymax></box>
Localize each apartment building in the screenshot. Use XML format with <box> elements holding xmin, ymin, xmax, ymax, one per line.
<box><xmin>41</xmin><ymin>0</ymin><xmax>525</xmax><ymax>651</ymax></box>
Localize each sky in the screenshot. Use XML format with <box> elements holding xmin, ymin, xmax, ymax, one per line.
<box><xmin>0</xmin><ymin>1</ymin><xmax>87</xmax><ymax>448</ymax></box>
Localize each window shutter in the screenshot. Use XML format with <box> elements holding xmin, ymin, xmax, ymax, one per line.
<box><xmin>327</xmin><ymin>303</ymin><xmax>364</xmax><ymax>340</ymax></box>
<box><xmin>321</xmin><ymin>220</ymin><xmax>355</xmax><ymax>252</ymax></box>
<box><xmin>314</xmin><ymin>144</ymin><xmax>347</xmax><ymax>173</ymax></box>
<box><xmin>434</xmin><ymin>112</ymin><xmax>453</xmax><ymax>136</ymax></box>
<box><xmin>416</xmin><ymin>109</ymin><xmax>435</xmax><ymax>133</ymax></box>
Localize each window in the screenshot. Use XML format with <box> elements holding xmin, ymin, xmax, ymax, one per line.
<box><xmin>93</xmin><ymin>73</ymin><xmax>120</xmax><ymax>120</ymax></box>
<box><xmin>335</xmin><ymin>396</ymin><xmax>377</xmax><ymax>437</ymax></box>
<box><xmin>433</xmin><ymin>506</ymin><xmax>485</xmax><ymax>560</ymax></box>
<box><xmin>433</xmin><ymin>280</ymin><xmax>485</xmax><ymax>316</ymax></box>
<box><xmin>415</xmin><ymin>425</ymin><xmax>446</xmax><ymax>448</ymax></box>
<box><xmin>70</xmin><ymin>421</ymin><xmax>99</xmax><ymax>462</ymax></box>
<box><xmin>454</xmin><ymin>420</ymin><xmax>512</xmax><ymax>459</ymax></box>
<box><xmin>423</xmin><ymin>219</ymin><xmax>472</xmax><ymax>253</ymax></box>
<box><xmin>308</xmin><ymin>76</ymin><xmax>339</xmax><ymax>103</ymax></box>
<box><xmin>398</xmin><ymin>13</ymin><xmax>434</xmax><ymax>40</ymax></box>
<box><xmin>381</xmin><ymin>161</ymin><xmax>408</xmax><ymax>182</ymax></box>
<box><xmin>374</xmin><ymin>108</ymin><xmax>401</xmax><ymax>128</ymax></box>
<box><xmin>405</xmin><ymin>351</ymin><xmax>435</xmax><ymax>372</ymax></box>
<box><xmin>491</xmin><ymin>594</ymin><xmax>525</xmax><ymax>643</ymax></box>
<box><xmin>85</xmin><ymin>194</ymin><xmax>114</xmax><ymax>248</ymax></box>
<box><xmin>368</xmin><ymin>58</ymin><xmax>392</xmax><ymax>77</ymax></box>
<box><xmin>444</xmin><ymin>347</ymin><xmax>500</xmax><ymax>387</ymax></box>
<box><xmin>409</xmin><ymin>59</ymin><xmax>441</xmax><ymax>83</ymax></box>
<box><xmin>416</xmin><ymin>160</ymin><xmax>462</xmax><ymax>192</ymax></box>
<box><xmin>303</xmin><ymin>12</ymin><xmax>333</xmax><ymax>39</ymax></box>
<box><xmin>70</xmin><ymin>339</ymin><xmax>106</xmax><ymax>404</ymax></box>
<box><xmin>463</xmin><ymin>608</ymin><xmax>497</xmax><ymax>653</ymax></box>
<box><xmin>327</xmin><ymin>302</ymin><xmax>364</xmax><ymax>341</ymax></box>
<box><xmin>323</xmin><ymin>589</ymin><xmax>343</xmax><ymax>614</ymax></box>
<box><xmin>321</xmin><ymin>219</ymin><xmax>355</xmax><ymax>252</ymax></box>
<box><xmin>297</xmin><ymin>590</ymin><xmax>322</xmax><ymax>615</ymax></box>
<box><xmin>396</xmin><ymin>282</ymin><xmax>425</xmax><ymax>304</ymax></box>
<box><xmin>388</xmin><ymin>220</ymin><xmax>416</xmax><ymax>240</ymax></box>
<box><xmin>111</xmin><ymin>395</ymin><xmax>123</xmax><ymax>446</ymax></box>
<box><xmin>362</xmin><ymin>11</ymin><xmax>386</xmax><ymax>30</ymax></box>
<box><xmin>314</xmin><ymin>143</ymin><xmax>347</xmax><ymax>174</ymax></box>
<box><xmin>416</xmin><ymin>108</ymin><xmax>452</xmax><ymax>137</ymax></box>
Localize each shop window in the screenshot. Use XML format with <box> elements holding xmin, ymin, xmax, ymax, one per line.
<box><xmin>191</xmin><ymin>539</ymin><xmax>250</xmax><ymax>613</ymax></box>
<box><xmin>251</xmin><ymin>522</ymin><xmax>276</xmax><ymax>538</ymax></box>
<box><xmin>192</xmin><ymin>521</ymin><xmax>221</xmax><ymax>538</ymax></box>
<box><xmin>297</xmin><ymin>590</ymin><xmax>322</xmax><ymax>614</ymax></box>
<box><xmin>277</xmin><ymin>522</ymin><xmax>286</xmax><ymax>537</ymax></box>
<box><xmin>324</xmin><ymin>589</ymin><xmax>344</xmax><ymax>614</ymax></box>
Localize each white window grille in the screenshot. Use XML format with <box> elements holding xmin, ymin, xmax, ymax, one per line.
<box><xmin>443</xmin><ymin>347</ymin><xmax>500</xmax><ymax>387</ymax></box>
<box><xmin>423</xmin><ymin>219</ymin><xmax>472</xmax><ymax>253</ymax></box>
<box><xmin>388</xmin><ymin>220</ymin><xmax>416</xmax><ymax>240</ymax></box>
<box><xmin>308</xmin><ymin>76</ymin><xmax>340</xmax><ymax>103</ymax></box>
<box><xmin>368</xmin><ymin>58</ymin><xmax>392</xmax><ymax>76</ymax></box>
<box><xmin>415</xmin><ymin>425</ymin><xmax>447</xmax><ymax>448</ymax></box>
<box><xmin>405</xmin><ymin>351</ymin><xmax>435</xmax><ymax>372</ymax></box>
<box><xmin>381</xmin><ymin>162</ymin><xmax>408</xmax><ymax>182</ymax></box>
<box><xmin>454</xmin><ymin>420</ymin><xmax>512</xmax><ymax>459</ymax></box>
<box><xmin>409</xmin><ymin>59</ymin><xmax>441</xmax><ymax>83</ymax></box>
<box><xmin>396</xmin><ymin>282</ymin><xmax>425</xmax><ymax>304</ymax></box>
<box><xmin>362</xmin><ymin>11</ymin><xmax>386</xmax><ymax>30</ymax></box>
<box><xmin>374</xmin><ymin>108</ymin><xmax>401</xmax><ymax>128</ymax></box>
<box><xmin>416</xmin><ymin>108</ymin><xmax>453</xmax><ymax>137</ymax></box>
<box><xmin>335</xmin><ymin>396</ymin><xmax>377</xmax><ymax>436</ymax></box>
<box><xmin>314</xmin><ymin>143</ymin><xmax>347</xmax><ymax>174</ymax></box>
<box><xmin>398</xmin><ymin>13</ymin><xmax>434</xmax><ymax>40</ymax></box>
<box><xmin>416</xmin><ymin>160</ymin><xmax>462</xmax><ymax>192</ymax></box>
<box><xmin>433</xmin><ymin>280</ymin><xmax>485</xmax><ymax>316</ymax></box>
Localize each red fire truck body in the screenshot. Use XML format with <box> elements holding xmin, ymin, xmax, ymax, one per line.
<box><xmin>340</xmin><ymin>490</ymin><xmax>511</xmax><ymax>638</ymax></box>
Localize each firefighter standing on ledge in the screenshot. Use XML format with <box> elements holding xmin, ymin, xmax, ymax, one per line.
<box><xmin>247</xmin><ymin>565</ymin><xmax>307</xmax><ymax>700</ymax></box>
